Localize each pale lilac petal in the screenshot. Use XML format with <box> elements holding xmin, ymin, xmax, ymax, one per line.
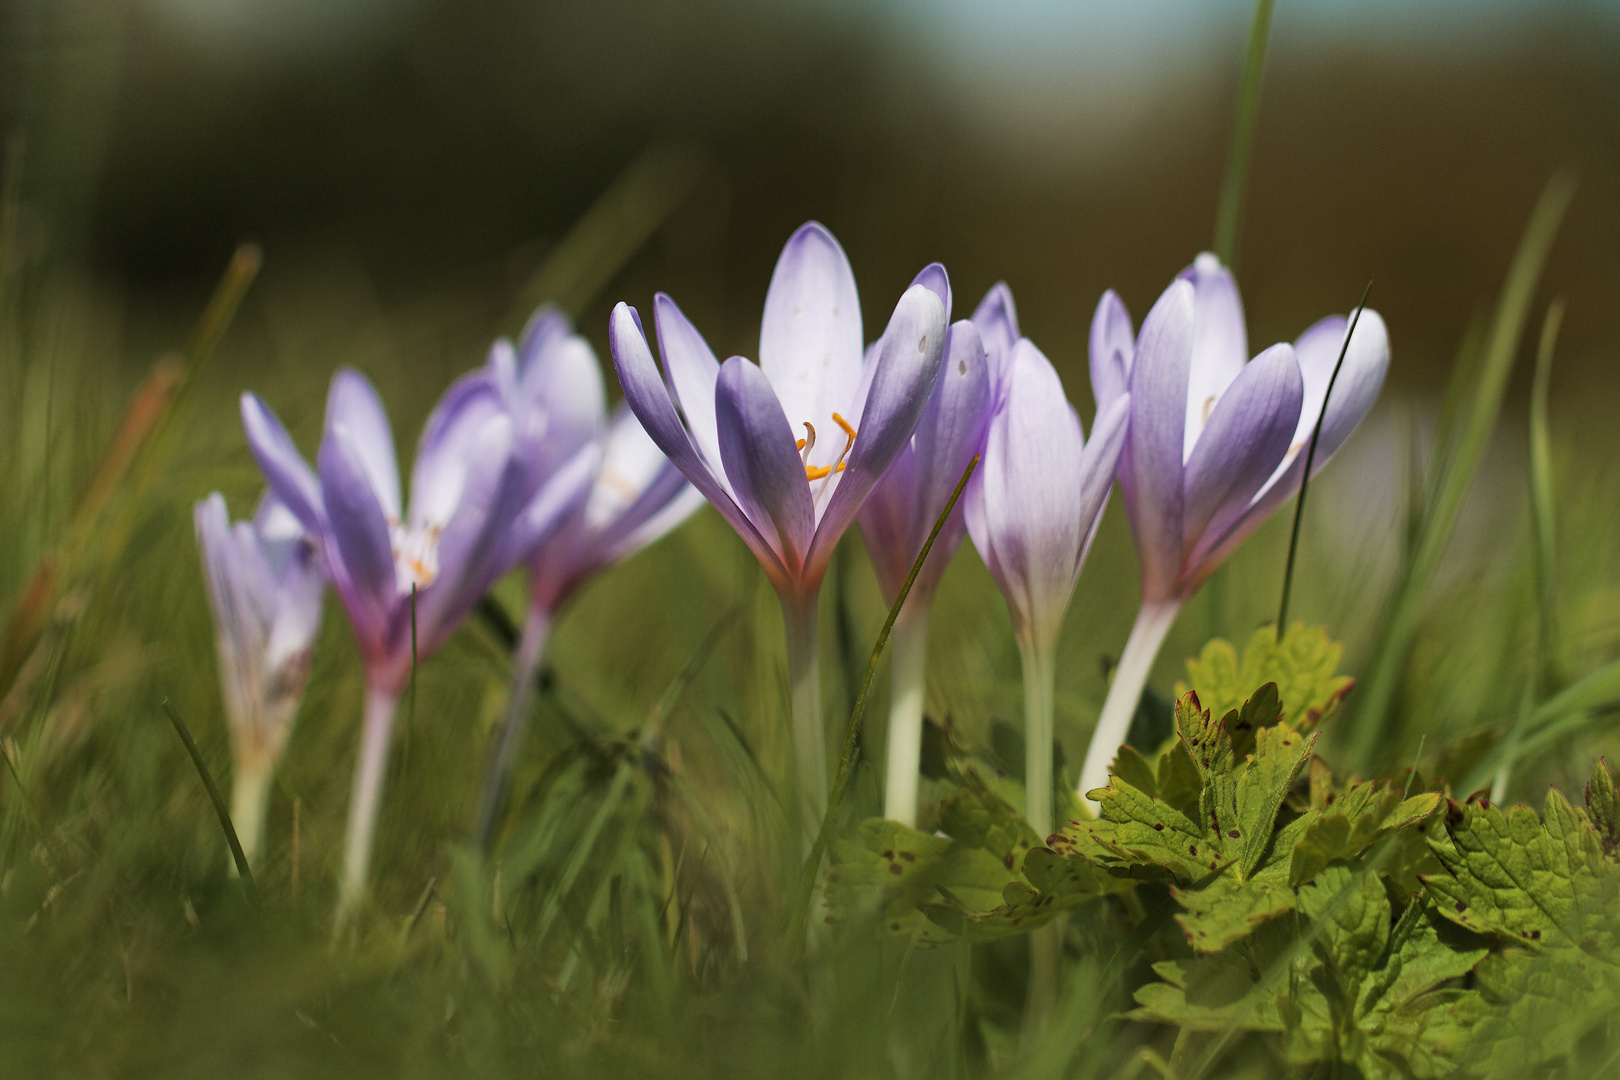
<box><xmin>609</xmin><ymin>303</ymin><xmax>790</xmax><ymax>586</ymax></box>
<box><xmin>978</xmin><ymin>340</ymin><xmax>1088</xmax><ymax>640</ymax></box>
<box><xmin>1122</xmin><ymin>280</ymin><xmax>1194</xmax><ymax>603</ymax></box>
<box><xmin>971</xmin><ymin>282</ymin><xmax>1020</xmax><ymax>389</ymax></box>
<box><xmin>1073</xmin><ymin>394</ymin><xmax>1131</xmax><ymax>575</ymax></box>
<box><xmin>804</xmin><ymin>282</ymin><xmax>947</xmax><ymax>584</ymax></box>
<box><xmin>856</xmin><ymin>449</ymin><xmax>917</xmax><ymax>603</ymax></box>
<box><xmin>414</xmin><ymin>422</ymin><xmax>533</xmax><ymax>652</ymax></box>
<box><xmin>240</xmin><ymin>393</ymin><xmax>324</xmax><ymax>534</ymax></box>
<box><xmin>715</xmin><ymin>356</ymin><xmax>815</xmax><ymax>574</ymax></box>
<box><xmin>517</xmin><ymin>323</ymin><xmax>607</xmax><ymax>468</ymax></box>
<box><xmin>1178</xmin><ymin>253</ymin><xmax>1249</xmax><ymax>462</ymax></box>
<box><xmin>1088</xmin><ymin>290</ymin><xmax>1135</xmax><ymax>412</ymax></box>
<box><xmin>1193</xmin><ymin>308</ymin><xmax>1390</xmax><ymax>577</ymax></box>
<box><xmin>501</xmin><ymin>441</ymin><xmax>601</xmax><ymax>571</ymax></box>
<box><xmin>654</xmin><ymin>293</ymin><xmax>726</xmax><ymax>477</ymax></box>
<box><xmin>1180</xmin><ymin>343</ymin><xmax>1303</xmax><ymax>566</ymax></box>
<box><xmin>904</xmin><ymin>318</ymin><xmax>991</xmax><ymax>600</ymax></box>
<box><xmin>485</xmin><ymin>338</ymin><xmax>519</xmax><ymax>405</ymax></box>
<box><xmin>325</xmin><ymin>369</ymin><xmax>402</xmax><ymax>522</ymax></box>
<box><xmin>758</xmin><ymin>222</ymin><xmax>864</xmax><ymax>476</ymax></box>
<box><xmin>409</xmin><ymin>372</ymin><xmax>508</xmax><ymax>530</ymax></box>
<box><xmin>908</xmin><ymin>262</ymin><xmax>952</xmax><ymax>321</ymax></box>
<box><xmin>318</xmin><ymin>424</ymin><xmax>398</xmax><ymax>648</ymax></box>
<box><xmin>515</xmin><ymin>305</ymin><xmax>573</xmax><ymax>372</ymax></box>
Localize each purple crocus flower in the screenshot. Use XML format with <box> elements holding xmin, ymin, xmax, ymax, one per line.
<box><xmin>471</xmin><ymin>308</ymin><xmax>702</xmax><ymax>848</ymax></box>
<box><xmin>194</xmin><ymin>492</ymin><xmax>324</xmax><ymax>871</ymax></box>
<box><xmin>1078</xmin><ymin>253</ymin><xmax>1390</xmax><ymax>809</ymax></box>
<box><xmin>608</xmin><ymin>222</ymin><xmax>948</xmax><ymax>838</ymax></box>
<box><xmin>858</xmin><ymin>277</ymin><xmax>1005</xmax><ymax>827</ymax></box>
<box><xmin>241</xmin><ymin>367</ymin><xmax>598</xmax><ymax>921</ymax></box>
<box><xmin>964</xmin><ymin>331</ymin><xmax>1130</xmax><ymax>843</ymax></box>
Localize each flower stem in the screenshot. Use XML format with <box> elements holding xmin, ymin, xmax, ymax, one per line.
<box><xmin>781</xmin><ymin>591</ymin><xmax>826</xmax><ymax>852</ymax></box>
<box><xmin>1016</xmin><ymin>630</ymin><xmax>1061</xmax><ymax>1045</ymax></box>
<box><xmin>228</xmin><ymin>758</ymin><xmax>273</xmax><ymax>875</ymax></box>
<box><xmin>1078</xmin><ymin>600</ymin><xmax>1181</xmax><ymax>814</ymax></box>
<box><xmin>473</xmin><ymin>604</ymin><xmax>553</xmax><ymax>851</ymax></box>
<box><xmin>336</xmin><ymin>684</ymin><xmax>399</xmax><ymax>932</ymax></box>
<box><xmin>883</xmin><ymin>602</ymin><xmax>930</xmax><ymax>827</ymax></box>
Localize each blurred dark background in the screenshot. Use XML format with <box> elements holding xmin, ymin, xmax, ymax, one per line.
<box><xmin>2</xmin><ymin>0</ymin><xmax>1618</xmax><ymax>412</ymax></box>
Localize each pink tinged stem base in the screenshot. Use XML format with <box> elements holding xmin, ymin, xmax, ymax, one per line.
<box><xmin>228</xmin><ymin>760</ymin><xmax>273</xmax><ymax>875</ymax></box>
<box><xmin>1078</xmin><ymin>599</ymin><xmax>1183</xmax><ymax>814</ymax></box>
<box><xmin>882</xmin><ymin>603</ymin><xmax>930</xmax><ymax>828</ymax></box>
<box><xmin>336</xmin><ymin>685</ymin><xmax>400</xmax><ymax>931</ymax></box>
<box><xmin>780</xmin><ymin>591</ymin><xmax>826</xmax><ymax>853</ymax></box>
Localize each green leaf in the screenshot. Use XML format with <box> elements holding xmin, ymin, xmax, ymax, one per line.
<box><xmin>1172</xmin><ymin>861</ymin><xmax>1296</xmax><ymax>953</ymax></box>
<box><xmin>1290</xmin><ymin>781</ymin><xmax>1443</xmax><ymax>887</ymax></box>
<box><xmin>825</xmin><ymin>818</ymin><xmax>1014</xmax><ymax>941</ymax></box>
<box><xmin>1418</xmin><ymin>782</ymin><xmax>1620</xmax><ymax>1075</ymax></box>
<box><xmin>921</xmin><ymin>846</ymin><xmax>1115</xmax><ymax>941</ymax></box>
<box><xmin>1585</xmin><ymin>757</ymin><xmax>1620</xmax><ymax>857</ymax></box>
<box><xmin>1178</xmin><ymin>622</ymin><xmax>1353</xmax><ymax>742</ymax></box>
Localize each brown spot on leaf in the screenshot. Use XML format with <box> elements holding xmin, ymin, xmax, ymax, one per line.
<box><xmin>899</xmin><ymin>851</ymin><xmax>916</xmax><ymax>863</ymax></box>
<box><xmin>1228</xmin><ymin>829</ymin><xmax>1240</xmax><ymax>838</ymax></box>
<box><xmin>1189</xmin><ymin>845</ymin><xmax>1198</xmax><ymax>856</ymax></box>
<box><xmin>889</xmin><ymin>864</ymin><xmax>903</xmax><ymax>876</ymax></box>
<box><xmin>1455</xmin><ymin>902</ymin><xmax>1467</xmax><ymax>912</ymax></box>
<box><xmin>1153</xmin><ymin>823</ymin><xmax>1164</xmax><ymax>831</ymax></box>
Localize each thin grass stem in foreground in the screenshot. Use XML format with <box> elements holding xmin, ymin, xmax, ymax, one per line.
<box><xmin>1276</xmin><ymin>281</ymin><xmax>1373</xmax><ymax>634</ymax></box>
<box><xmin>161</xmin><ymin>698</ymin><xmax>258</xmax><ymax>907</ymax></box>
<box><xmin>783</xmin><ymin>454</ymin><xmax>978</xmax><ymax>960</ymax></box>
<box><xmin>1212</xmin><ymin>0</ymin><xmax>1276</xmax><ymax>270</ymax></box>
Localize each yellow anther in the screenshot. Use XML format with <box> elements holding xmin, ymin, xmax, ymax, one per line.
<box><xmin>832</xmin><ymin>412</ymin><xmax>857</xmax><ymax>440</ymax></box>
<box><xmin>795</xmin><ymin>438</ymin><xmax>806</xmax><ymax>451</ymax></box>
<box><xmin>1201</xmin><ymin>395</ymin><xmax>1217</xmax><ymax>425</ymax></box>
<box><xmin>804</xmin><ymin>462</ymin><xmax>847</xmax><ymax>482</ymax></box>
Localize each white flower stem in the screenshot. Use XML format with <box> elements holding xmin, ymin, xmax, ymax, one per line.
<box><xmin>336</xmin><ymin>684</ymin><xmax>399</xmax><ymax>932</ymax></box>
<box><xmin>473</xmin><ymin>605</ymin><xmax>553</xmax><ymax>850</ymax></box>
<box><xmin>1078</xmin><ymin>599</ymin><xmax>1182</xmax><ymax>814</ymax></box>
<box><xmin>1016</xmin><ymin>630</ymin><xmax>1060</xmax><ymax>1046</ymax></box>
<box><xmin>883</xmin><ymin>602</ymin><xmax>930</xmax><ymax>827</ymax></box>
<box><xmin>781</xmin><ymin>591</ymin><xmax>826</xmax><ymax>853</ymax></box>
<box><xmin>228</xmin><ymin>758</ymin><xmax>273</xmax><ymax>875</ymax></box>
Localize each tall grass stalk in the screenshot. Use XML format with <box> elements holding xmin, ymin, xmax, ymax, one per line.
<box><xmin>1492</xmin><ymin>299</ymin><xmax>1563</xmax><ymax>802</ymax></box>
<box><xmin>1347</xmin><ymin>173</ymin><xmax>1575</xmax><ymax>771</ymax></box>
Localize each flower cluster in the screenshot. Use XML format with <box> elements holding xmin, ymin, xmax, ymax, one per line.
<box><xmin>198</xmin><ymin>221</ymin><xmax>1386</xmax><ymax>924</ymax></box>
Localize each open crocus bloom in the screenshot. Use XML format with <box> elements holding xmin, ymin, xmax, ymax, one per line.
<box><xmin>608</xmin><ymin>221</ymin><xmax>948</xmax><ymax>837</ymax></box>
<box><xmin>241</xmin><ymin>367</ymin><xmax>598</xmax><ymax>922</ymax></box>
<box><xmin>194</xmin><ymin>491</ymin><xmax>324</xmax><ymax>871</ymax></box>
<box><xmin>1077</xmin><ymin>252</ymin><xmax>1389</xmax><ymax>809</ymax></box>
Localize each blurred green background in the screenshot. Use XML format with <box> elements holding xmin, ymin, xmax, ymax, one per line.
<box><xmin>2</xmin><ymin>1</ymin><xmax>1620</xmax><ymax>1075</ymax></box>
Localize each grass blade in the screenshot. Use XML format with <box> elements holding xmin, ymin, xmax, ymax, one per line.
<box><xmin>1347</xmin><ymin>171</ymin><xmax>1576</xmax><ymax>771</ymax></box>
<box><xmin>1277</xmin><ymin>281</ymin><xmax>1373</xmax><ymax>634</ymax></box>
<box><xmin>1212</xmin><ymin>0</ymin><xmax>1276</xmax><ymax>269</ymax></box>
<box><xmin>782</xmin><ymin>455</ymin><xmax>979</xmax><ymax>957</ymax></box>
<box><xmin>161</xmin><ymin>698</ymin><xmax>258</xmax><ymax>907</ymax></box>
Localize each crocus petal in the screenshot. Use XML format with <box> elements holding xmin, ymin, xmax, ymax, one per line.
<box><xmin>855</xmin><ymin>448</ymin><xmax>915</xmax><ymax>601</ymax></box>
<box><xmin>715</xmin><ymin>356</ymin><xmax>816</xmax><ymax>574</ymax></box>
<box><xmin>971</xmin><ymin>282</ymin><xmax>1020</xmax><ymax>391</ymax></box>
<box><xmin>804</xmin><ymin>282</ymin><xmax>947</xmax><ymax>585</ymax></box>
<box><xmin>413</xmin><ymin>418</ymin><xmax>529</xmax><ymax>651</ymax></box>
<box><xmin>1088</xmin><ymin>289</ymin><xmax>1135</xmax><ymax>412</ymax></box>
<box><xmin>1178</xmin><ymin>253</ymin><xmax>1249</xmax><ymax>461</ymax></box>
<box><xmin>904</xmin><ymin>318</ymin><xmax>991</xmax><ymax>600</ymax></box>
<box><xmin>977</xmin><ymin>340</ymin><xmax>1088</xmax><ymax>642</ymax></box>
<box><xmin>409</xmin><ymin>372</ymin><xmax>508</xmax><ymax>530</ymax></box>
<box><xmin>1180</xmin><ymin>343</ymin><xmax>1303</xmax><ymax>568</ymax></box>
<box><xmin>654</xmin><ymin>293</ymin><xmax>726</xmax><ymax>478</ymax></box>
<box><xmin>609</xmin><ymin>303</ymin><xmax>791</xmax><ymax>586</ymax></box>
<box><xmin>485</xmin><ymin>338</ymin><xmax>519</xmax><ymax>404</ymax></box>
<box><xmin>1073</xmin><ymin>393</ymin><xmax>1131</xmax><ymax>574</ymax></box>
<box><xmin>908</xmin><ymin>262</ymin><xmax>952</xmax><ymax>321</ymax></box>
<box><xmin>318</xmin><ymin>424</ymin><xmax>399</xmax><ymax>649</ymax></box>
<box><xmin>240</xmin><ymin>393</ymin><xmax>324</xmax><ymax>534</ymax></box>
<box><xmin>325</xmin><ymin>369</ymin><xmax>402</xmax><ymax>522</ymax></box>
<box><xmin>1193</xmin><ymin>308</ymin><xmax>1391</xmax><ymax>577</ymax></box>
<box><xmin>501</xmin><ymin>440</ymin><xmax>602</xmax><ymax>571</ymax></box>
<box><xmin>515</xmin><ymin>305</ymin><xmax>574</xmax><ymax>371</ymax></box>
<box><xmin>518</xmin><ymin>324</ymin><xmax>607</xmax><ymax>467</ymax></box>
<box><xmin>195</xmin><ymin>493</ymin><xmax>264</xmax><ymax>659</ymax></box>
<box><xmin>758</xmin><ymin>222</ymin><xmax>864</xmax><ymax>476</ymax></box>
<box><xmin>1122</xmin><ymin>280</ymin><xmax>1194</xmax><ymax>603</ymax></box>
